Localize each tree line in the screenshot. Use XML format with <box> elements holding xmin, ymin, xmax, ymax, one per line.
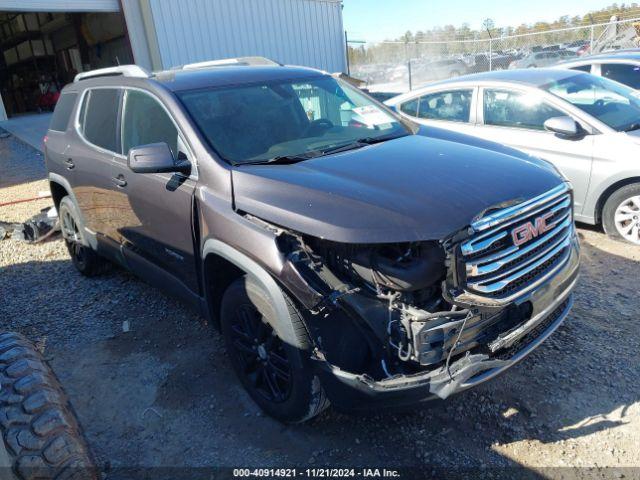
<box><xmin>348</xmin><ymin>3</ymin><xmax>640</xmax><ymax>66</ymax></box>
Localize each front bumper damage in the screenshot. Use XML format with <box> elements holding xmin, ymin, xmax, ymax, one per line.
<box><xmin>312</xmin><ymin>235</ymin><xmax>579</xmax><ymax>411</ymax></box>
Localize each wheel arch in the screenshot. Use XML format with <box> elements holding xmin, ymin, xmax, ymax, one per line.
<box><xmin>594</xmin><ymin>176</ymin><xmax>640</xmax><ymax>225</ymax></box>
<box><xmin>49</xmin><ymin>172</ymin><xmax>79</xmax><ymax>211</ymax></box>
<box><xmin>50</xmin><ymin>173</ymin><xmax>98</xmax><ymax>250</ymax></box>
<box><xmin>202</xmin><ymin>239</ymin><xmax>298</xmax><ymax>346</ymax></box>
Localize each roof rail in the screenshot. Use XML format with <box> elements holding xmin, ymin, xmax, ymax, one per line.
<box><xmin>181</xmin><ymin>56</ymin><xmax>280</xmax><ymax>70</ymax></box>
<box><xmin>74</xmin><ymin>65</ymin><xmax>151</xmax><ymax>82</ymax></box>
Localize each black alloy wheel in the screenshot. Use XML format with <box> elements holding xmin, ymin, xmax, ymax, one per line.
<box><xmin>220</xmin><ymin>276</ymin><xmax>330</xmax><ymax>422</ymax></box>
<box><xmin>61</xmin><ymin>207</ymin><xmax>87</xmax><ymax>268</ymax></box>
<box><xmin>58</xmin><ymin>196</ymin><xmax>106</xmax><ymax>276</ymax></box>
<box><xmin>228</xmin><ymin>303</ymin><xmax>293</xmax><ymax>403</ymax></box>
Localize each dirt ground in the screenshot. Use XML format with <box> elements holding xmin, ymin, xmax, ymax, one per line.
<box><xmin>1</xmin><ymin>133</ymin><xmax>639</xmax><ymax>479</ymax></box>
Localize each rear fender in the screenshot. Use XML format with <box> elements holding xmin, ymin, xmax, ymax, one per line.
<box><xmin>48</xmin><ymin>172</ymin><xmax>96</xmax><ymax>249</ymax></box>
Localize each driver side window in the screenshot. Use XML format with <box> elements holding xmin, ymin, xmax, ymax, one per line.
<box><xmin>483</xmin><ymin>89</ymin><xmax>563</xmax><ymax>131</ymax></box>
<box><xmin>121</xmin><ymin>90</ymin><xmax>179</xmax><ymax>157</ymax></box>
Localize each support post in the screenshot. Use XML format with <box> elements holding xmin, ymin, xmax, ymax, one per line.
<box><xmin>0</xmin><ymin>92</ymin><xmax>7</xmax><ymax>122</ymax></box>
<box><xmin>488</xmin><ymin>38</ymin><xmax>493</xmax><ymax>71</ymax></box>
<box><xmin>345</xmin><ymin>30</ymin><xmax>350</xmax><ymax>76</ymax></box>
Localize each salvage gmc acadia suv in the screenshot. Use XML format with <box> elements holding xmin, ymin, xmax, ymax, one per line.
<box><xmin>45</xmin><ymin>58</ymin><xmax>580</xmax><ymax>422</ymax></box>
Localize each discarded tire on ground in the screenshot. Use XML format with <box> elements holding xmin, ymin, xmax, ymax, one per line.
<box><xmin>0</xmin><ymin>332</ymin><xmax>97</xmax><ymax>480</ymax></box>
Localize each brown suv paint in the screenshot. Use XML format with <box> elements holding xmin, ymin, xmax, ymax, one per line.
<box><xmin>45</xmin><ymin>62</ymin><xmax>580</xmax><ymax>423</ymax></box>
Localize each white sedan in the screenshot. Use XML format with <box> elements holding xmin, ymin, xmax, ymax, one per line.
<box><xmin>385</xmin><ymin>69</ymin><xmax>640</xmax><ymax>244</ymax></box>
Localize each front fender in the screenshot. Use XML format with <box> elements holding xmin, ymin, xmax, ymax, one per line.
<box><xmin>202</xmin><ymin>239</ymin><xmax>299</xmax><ymax>348</ymax></box>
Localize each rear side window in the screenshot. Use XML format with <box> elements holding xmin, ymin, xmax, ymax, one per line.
<box><xmin>417</xmin><ymin>89</ymin><xmax>473</xmax><ymax>122</ymax></box>
<box><xmin>399</xmin><ymin>98</ymin><xmax>419</xmax><ymax>116</ymax></box>
<box><xmin>80</xmin><ymin>89</ymin><xmax>120</xmax><ymax>153</ymax></box>
<box><xmin>121</xmin><ymin>90</ymin><xmax>178</xmax><ymax>157</ymax></box>
<box><xmin>601</xmin><ymin>63</ymin><xmax>640</xmax><ymax>89</ymax></box>
<box><xmin>571</xmin><ymin>64</ymin><xmax>592</xmax><ymax>73</ymax></box>
<box><xmin>49</xmin><ymin>93</ymin><xmax>77</xmax><ymax>132</ymax></box>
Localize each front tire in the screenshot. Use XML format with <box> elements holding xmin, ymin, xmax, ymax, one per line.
<box><xmin>220</xmin><ymin>276</ymin><xmax>329</xmax><ymax>423</ymax></box>
<box><xmin>58</xmin><ymin>197</ymin><xmax>106</xmax><ymax>276</ymax></box>
<box><xmin>602</xmin><ymin>183</ymin><xmax>640</xmax><ymax>245</ymax></box>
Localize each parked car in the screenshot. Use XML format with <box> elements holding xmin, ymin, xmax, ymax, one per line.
<box><xmin>557</xmin><ymin>50</ymin><xmax>579</xmax><ymax>60</ymax></box>
<box><xmin>509</xmin><ymin>51</ymin><xmax>561</xmax><ymax>69</ymax></box>
<box><xmin>564</xmin><ymin>40</ymin><xmax>590</xmax><ymax>53</ymax></box>
<box><xmin>493</xmin><ymin>52</ymin><xmax>523</xmax><ymax>70</ymax></box>
<box><xmin>465</xmin><ymin>54</ymin><xmax>492</xmax><ymax>73</ymax></box>
<box><xmin>45</xmin><ymin>60</ymin><xmax>579</xmax><ymax>422</ymax></box>
<box><xmin>554</xmin><ymin>51</ymin><xmax>640</xmax><ymax>89</ymax></box>
<box><xmin>412</xmin><ymin>58</ymin><xmax>468</xmax><ymax>83</ymax></box>
<box><xmin>385</xmin><ymin>68</ymin><xmax>640</xmax><ymax>245</ymax></box>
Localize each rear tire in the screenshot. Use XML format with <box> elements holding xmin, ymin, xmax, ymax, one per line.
<box><xmin>220</xmin><ymin>276</ymin><xmax>329</xmax><ymax>423</ymax></box>
<box><xmin>0</xmin><ymin>332</ymin><xmax>97</xmax><ymax>480</ymax></box>
<box><xmin>602</xmin><ymin>183</ymin><xmax>640</xmax><ymax>245</ymax></box>
<box><xmin>58</xmin><ymin>197</ymin><xmax>106</xmax><ymax>276</ymax></box>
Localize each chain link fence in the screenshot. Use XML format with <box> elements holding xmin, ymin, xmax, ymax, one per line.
<box><xmin>347</xmin><ymin>16</ymin><xmax>640</xmax><ymax>96</ymax></box>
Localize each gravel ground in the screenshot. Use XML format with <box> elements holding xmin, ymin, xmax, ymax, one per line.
<box><xmin>1</xmin><ymin>134</ymin><xmax>639</xmax><ymax>479</ymax></box>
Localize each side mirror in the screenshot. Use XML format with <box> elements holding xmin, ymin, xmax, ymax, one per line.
<box><xmin>544</xmin><ymin>116</ymin><xmax>583</xmax><ymax>139</ymax></box>
<box><xmin>128</xmin><ymin>142</ymin><xmax>191</xmax><ymax>175</ymax></box>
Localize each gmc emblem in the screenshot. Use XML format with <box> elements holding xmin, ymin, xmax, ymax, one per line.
<box><xmin>511</xmin><ymin>212</ymin><xmax>554</xmax><ymax>246</ymax></box>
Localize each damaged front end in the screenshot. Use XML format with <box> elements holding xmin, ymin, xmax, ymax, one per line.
<box><xmin>268</xmin><ymin>183</ymin><xmax>580</xmax><ymax>410</ymax></box>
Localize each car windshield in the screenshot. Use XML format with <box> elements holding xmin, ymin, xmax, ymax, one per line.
<box><xmin>542</xmin><ymin>73</ymin><xmax>640</xmax><ymax>131</ymax></box>
<box><xmin>177</xmin><ymin>75</ymin><xmax>409</xmax><ymax>164</ymax></box>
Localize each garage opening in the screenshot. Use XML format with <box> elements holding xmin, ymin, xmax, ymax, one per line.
<box><xmin>0</xmin><ymin>11</ymin><xmax>132</xmax><ymax>118</ymax></box>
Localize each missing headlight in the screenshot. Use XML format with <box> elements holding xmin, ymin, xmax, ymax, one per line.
<box><xmin>306</xmin><ymin>239</ymin><xmax>446</xmax><ymax>294</ymax></box>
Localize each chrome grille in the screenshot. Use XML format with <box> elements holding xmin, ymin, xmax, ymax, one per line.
<box><xmin>460</xmin><ymin>183</ymin><xmax>574</xmax><ymax>302</ymax></box>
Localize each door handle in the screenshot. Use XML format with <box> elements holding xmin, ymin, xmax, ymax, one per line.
<box><xmin>112</xmin><ymin>175</ymin><xmax>127</xmax><ymax>188</ymax></box>
<box><xmin>64</xmin><ymin>158</ymin><xmax>75</xmax><ymax>170</ymax></box>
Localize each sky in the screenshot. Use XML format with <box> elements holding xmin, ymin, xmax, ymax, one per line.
<box><xmin>342</xmin><ymin>0</ymin><xmax>616</xmax><ymax>42</ymax></box>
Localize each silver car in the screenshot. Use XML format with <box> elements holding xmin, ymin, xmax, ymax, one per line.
<box><xmin>509</xmin><ymin>51</ymin><xmax>561</xmax><ymax>69</ymax></box>
<box><xmin>554</xmin><ymin>51</ymin><xmax>640</xmax><ymax>90</ymax></box>
<box><xmin>385</xmin><ymin>69</ymin><xmax>640</xmax><ymax>244</ymax></box>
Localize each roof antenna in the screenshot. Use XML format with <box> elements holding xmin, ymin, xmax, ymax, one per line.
<box><xmin>115</xmin><ymin>56</ymin><xmax>120</xmax><ymax>66</ymax></box>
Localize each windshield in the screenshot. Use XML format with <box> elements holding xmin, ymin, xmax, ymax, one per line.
<box><xmin>178</xmin><ymin>75</ymin><xmax>409</xmax><ymax>164</ymax></box>
<box><xmin>542</xmin><ymin>73</ymin><xmax>640</xmax><ymax>131</ymax></box>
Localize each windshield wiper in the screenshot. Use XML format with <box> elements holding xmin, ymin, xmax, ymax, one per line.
<box><xmin>238</xmin><ymin>132</ymin><xmax>410</xmax><ymax>165</ymax></box>
<box><xmin>320</xmin><ymin>141</ymin><xmax>369</xmax><ymax>155</ymax></box>
<box><xmin>355</xmin><ymin>132</ymin><xmax>408</xmax><ymax>145</ymax></box>
<box><xmin>319</xmin><ymin>132</ymin><xmax>409</xmax><ymax>156</ymax></box>
<box><xmin>623</xmin><ymin>123</ymin><xmax>640</xmax><ymax>132</ymax></box>
<box><xmin>238</xmin><ymin>154</ymin><xmax>315</xmax><ymax>166</ymax></box>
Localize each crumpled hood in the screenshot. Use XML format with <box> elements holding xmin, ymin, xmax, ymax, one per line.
<box><xmin>232</xmin><ymin>134</ymin><xmax>564</xmax><ymax>243</ymax></box>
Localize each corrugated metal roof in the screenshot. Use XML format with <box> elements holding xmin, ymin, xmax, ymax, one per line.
<box><xmin>0</xmin><ymin>0</ymin><xmax>120</xmax><ymax>12</ymax></box>
<box><xmin>148</xmin><ymin>0</ymin><xmax>346</xmax><ymax>73</ymax></box>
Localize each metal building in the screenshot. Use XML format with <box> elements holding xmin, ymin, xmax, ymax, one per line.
<box><xmin>0</xmin><ymin>0</ymin><xmax>346</xmax><ymax>120</ymax></box>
